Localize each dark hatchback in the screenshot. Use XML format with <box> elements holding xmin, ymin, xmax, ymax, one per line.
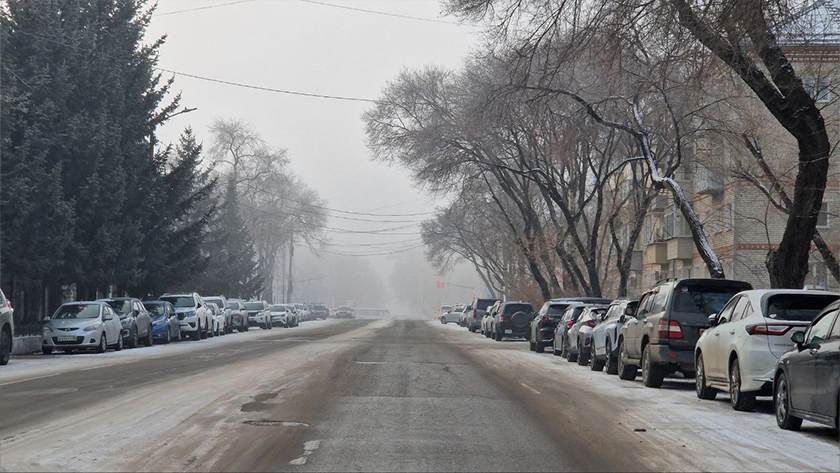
<box><xmin>468</xmin><ymin>298</ymin><xmax>499</xmax><ymax>332</ymax></box>
<box><xmin>774</xmin><ymin>300</ymin><xmax>840</xmax><ymax>430</ymax></box>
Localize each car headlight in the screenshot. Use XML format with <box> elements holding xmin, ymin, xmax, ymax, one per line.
<box><xmin>186</xmin><ymin>309</ymin><xmax>197</xmax><ymax>317</ymax></box>
<box><xmin>43</xmin><ymin>325</ymin><xmax>54</xmax><ymax>333</ymax></box>
<box><xmin>83</xmin><ymin>323</ymin><xmax>101</xmax><ymax>332</ymax></box>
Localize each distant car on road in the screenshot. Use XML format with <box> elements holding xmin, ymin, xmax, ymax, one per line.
<box><xmin>469</xmin><ymin>298</ymin><xmax>499</xmax><ymax>333</ymax></box>
<box><xmin>436</xmin><ymin>305</ymin><xmax>452</xmax><ymax>320</ymax></box>
<box><xmin>207</xmin><ymin>302</ymin><xmax>226</xmax><ymax>336</ymax></box>
<box><xmin>160</xmin><ymin>293</ymin><xmax>212</xmax><ymax>341</ymax></box>
<box><xmin>774</xmin><ymin>300</ymin><xmax>840</xmax><ymax>431</ymax></box>
<box><xmin>530</xmin><ymin>298</ymin><xmax>611</xmax><ymax>354</ymax></box>
<box><xmin>567</xmin><ymin>305</ymin><xmax>609</xmax><ymax>365</ymax></box>
<box><xmin>553</xmin><ymin>303</ymin><xmax>590</xmax><ymax>359</ymax></box>
<box><xmin>204</xmin><ymin>296</ymin><xmax>233</xmax><ymax>334</ymax></box>
<box><xmin>143</xmin><ymin>301</ymin><xmax>181</xmax><ymax>344</ymax></box>
<box><xmin>695</xmin><ymin>290</ymin><xmax>839</xmax><ymax>411</ymax></box>
<box><xmin>98</xmin><ymin>297</ymin><xmax>153</xmax><ymax>348</ymax></box>
<box><xmin>227</xmin><ymin>299</ymin><xmax>249</xmax><ymax>332</ymax></box>
<box><xmin>42</xmin><ymin>301</ymin><xmax>123</xmax><ymax>354</ymax></box>
<box><xmin>269</xmin><ymin>304</ymin><xmax>297</xmax><ymax>327</ymax></box>
<box><xmin>591</xmin><ymin>298</ymin><xmax>639</xmax><ymax>373</ymax></box>
<box><xmin>335</xmin><ymin>306</ymin><xmax>356</xmax><ymax>319</ymax></box>
<box><xmin>439</xmin><ymin>309</ymin><xmax>459</xmax><ymax>324</ymax></box>
<box><xmin>295</xmin><ymin>303</ymin><xmax>311</xmax><ymax>322</ymax></box>
<box><xmin>617</xmin><ymin>278</ymin><xmax>752</xmax><ymax>388</ymax></box>
<box><xmin>0</xmin><ymin>289</ymin><xmax>13</xmax><ymax>365</ymax></box>
<box><xmin>245</xmin><ymin>300</ymin><xmax>272</xmax><ymax>329</ymax></box>
<box><xmin>491</xmin><ymin>301</ymin><xmax>535</xmax><ymax>341</ymax></box>
<box><xmin>310</xmin><ymin>303</ymin><xmax>329</xmax><ymax>320</ymax></box>
<box><xmin>482</xmin><ymin>301</ymin><xmax>502</xmax><ymax>337</ymax></box>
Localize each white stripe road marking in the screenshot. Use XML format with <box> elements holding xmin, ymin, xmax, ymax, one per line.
<box><xmin>520</xmin><ymin>383</ymin><xmax>541</xmax><ymax>395</ymax></box>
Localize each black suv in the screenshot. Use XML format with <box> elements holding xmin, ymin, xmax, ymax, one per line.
<box><xmin>529</xmin><ymin>297</ymin><xmax>610</xmax><ymax>353</ymax></box>
<box><xmin>492</xmin><ymin>301</ymin><xmax>535</xmax><ymax>341</ymax></box>
<box><xmin>617</xmin><ymin>278</ymin><xmax>752</xmax><ymax>387</ymax></box>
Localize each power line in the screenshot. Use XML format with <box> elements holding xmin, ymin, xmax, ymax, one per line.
<box><xmin>157</xmin><ymin>0</ymin><xmax>256</xmax><ymax>17</ymax></box>
<box><xmin>156</xmin><ymin>68</ymin><xmax>379</xmax><ymax>103</ymax></box>
<box><xmin>299</xmin><ymin>0</ymin><xmax>462</xmax><ymax>26</ymax></box>
<box><xmin>320</xmin><ymin>243</ymin><xmax>427</xmax><ymax>257</ymax></box>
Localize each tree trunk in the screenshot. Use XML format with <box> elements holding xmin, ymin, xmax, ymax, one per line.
<box><xmin>285</xmin><ymin>238</ymin><xmax>295</xmax><ymax>303</ymax></box>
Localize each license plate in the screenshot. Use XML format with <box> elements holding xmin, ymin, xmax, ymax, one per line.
<box><xmin>57</xmin><ymin>336</ymin><xmax>76</xmax><ymax>342</ymax></box>
<box><xmin>504</xmin><ymin>329</ymin><xmax>512</xmax><ymax>334</ymax></box>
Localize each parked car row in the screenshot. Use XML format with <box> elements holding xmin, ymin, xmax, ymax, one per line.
<box><xmin>448</xmin><ymin>278</ymin><xmax>840</xmax><ymax>433</ymax></box>
<box><xmin>31</xmin><ymin>292</ymin><xmax>327</xmax><ymax>358</ymax></box>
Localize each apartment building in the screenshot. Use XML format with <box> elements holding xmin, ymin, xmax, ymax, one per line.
<box><xmin>639</xmin><ymin>0</ymin><xmax>839</xmax><ymax>292</ymax></box>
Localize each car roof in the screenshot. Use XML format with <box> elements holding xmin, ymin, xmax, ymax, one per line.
<box><xmin>96</xmin><ymin>297</ymin><xmax>135</xmax><ymax>301</ymax></box>
<box><xmin>549</xmin><ymin>297</ymin><xmax>612</xmax><ymax>303</ymax></box>
<box><xmin>63</xmin><ymin>301</ymin><xmax>106</xmax><ymax>306</ymax></box>
<box><xmin>161</xmin><ymin>293</ymin><xmax>194</xmax><ymax>297</ymax></box>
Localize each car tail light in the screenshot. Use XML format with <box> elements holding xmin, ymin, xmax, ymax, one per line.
<box><xmin>586</xmin><ymin>319</ymin><xmax>597</xmax><ymax>328</ymax></box>
<box><xmin>541</xmin><ymin>316</ymin><xmax>551</xmax><ymax>324</ymax></box>
<box><xmin>499</xmin><ymin>313</ymin><xmax>504</xmax><ymax>322</ymax></box>
<box><xmin>473</xmin><ymin>308</ymin><xmax>478</xmax><ymax>319</ymax></box>
<box><xmin>658</xmin><ymin>320</ymin><xmax>683</xmax><ymax>340</ymax></box>
<box><xmin>746</xmin><ymin>324</ymin><xmax>792</xmax><ymax>336</ymax></box>
<box><xmin>566</xmin><ymin>320</ymin><xmax>573</xmax><ymax>328</ymax></box>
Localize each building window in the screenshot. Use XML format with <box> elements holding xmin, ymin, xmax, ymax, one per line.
<box><xmin>804</xmin><ymin>76</ymin><xmax>831</xmax><ymax>103</ymax></box>
<box><xmin>807</xmin><ymin>262</ymin><xmax>828</xmax><ymax>290</ymax></box>
<box><xmin>817</xmin><ymin>201</ymin><xmax>829</xmax><ymax>228</ymax></box>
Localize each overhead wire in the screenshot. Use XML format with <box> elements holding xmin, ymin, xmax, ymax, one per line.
<box><xmin>298</xmin><ymin>0</ymin><xmax>462</xmax><ymax>25</ymax></box>
<box><xmin>156</xmin><ymin>0</ymin><xmax>256</xmax><ymax>17</ymax></box>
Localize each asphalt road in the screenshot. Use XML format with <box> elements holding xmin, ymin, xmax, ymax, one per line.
<box><xmin>1</xmin><ymin>319</ymin><xmax>837</xmax><ymax>472</ymax></box>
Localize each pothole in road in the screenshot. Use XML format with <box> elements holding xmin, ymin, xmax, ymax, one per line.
<box><xmin>243</xmin><ymin>420</ymin><xmax>309</xmax><ymax>427</ymax></box>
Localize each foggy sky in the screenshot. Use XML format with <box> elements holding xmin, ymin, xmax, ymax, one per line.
<box><xmin>148</xmin><ymin>0</ymin><xmax>487</xmax><ymax>314</ymax></box>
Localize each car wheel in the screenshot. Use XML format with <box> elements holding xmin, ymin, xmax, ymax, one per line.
<box><xmin>529</xmin><ymin>337</ymin><xmax>536</xmax><ymax>351</ymax></box>
<box><xmin>591</xmin><ymin>353</ymin><xmax>605</xmax><ymax>372</ymax></box>
<box><xmin>577</xmin><ymin>340</ymin><xmax>589</xmax><ymax>366</ymax></box>
<box><xmin>605</xmin><ymin>340</ymin><xmax>618</xmax><ymax>375</ymax></box>
<box><xmin>0</xmin><ymin>328</ymin><xmax>11</xmax><ymax>365</ymax></box>
<box><xmin>95</xmin><ymin>333</ymin><xmax>107</xmax><ymax>353</ymax></box>
<box><xmin>641</xmin><ymin>344</ymin><xmax>664</xmax><ymax>388</ymax></box>
<box><xmin>128</xmin><ymin>326</ymin><xmax>139</xmax><ymax>348</ymax></box>
<box><xmin>200</xmin><ymin>321</ymin><xmax>208</xmax><ymax>339</ymax></box>
<box><xmin>695</xmin><ymin>353</ymin><xmax>717</xmax><ymax>400</ymax></box>
<box><xmin>241</xmin><ymin>322</ymin><xmax>249</xmax><ymax>332</ymax></box>
<box><xmin>42</xmin><ymin>346</ymin><xmax>53</xmax><ymax>355</ymax></box>
<box><xmin>192</xmin><ymin>321</ymin><xmax>202</xmax><ymax>341</ymax></box>
<box><xmin>535</xmin><ymin>333</ymin><xmax>545</xmax><ymax>353</ymax></box>
<box><xmin>114</xmin><ymin>333</ymin><xmax>124</xmax><ymax>351</ymax></box>
<box><xmin>560</xmin><ymin>338</ymin><xmax>569</xmax><ymax>359</ymax></box>
<box><xmin>775</xmin><ymin>372</ymin><xmax>802</xmax><ymax>431</ymax></box>
<box><xmin>163</xmin><ymin>327</ymin><xmax>171</xmax><ymax>344</ymax></box>
<box><xmin>552</xmin><ymin>337</ymin><xmax>561</xmax><ymax>356</ymax></box>
<box><xmin>494</xmin><ymin>329</ymin><xmax>502</xmax><ymax>342</ymax></box>
<box><xmin>567</xmin><ymin>342</ymin><xmax>578</xmax><ymax>363</ymax></box>
<box><xmin>617</xmin><ymin>340</ymin><xmax>637</xmax><ymax>381</ymax></box>
<box><xmin>144</xmin><ymin>325</ymin><xmax>153</xmax><ymax>346</ymax></box>
<box><xmin>729</xmin><ymin>358</ymin><xmax>756</xmax><ymax>411</ymax></box>
<box><xmin>440</xmin><ymin>317</ymin><xmax>447</xmax><ymax>325</ymax></box>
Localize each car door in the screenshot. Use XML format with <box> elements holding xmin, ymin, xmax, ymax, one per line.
<box><xmin>789</xmin><ymin>310</ymin><xmax>837</xmax><ymax>413</ymax></box>
<box><xmin>811</xmin><ymin>308</ymin><xmax>840</xmax><ymax>418</ymax></box>
<box><xmin>625</xmin><ymin>292</ymin><xmax>653</xmax><ymax>358</ymax></box>
<box><xmin>104</xmin><ymin>306</ymin><xmax>120</xmax><ymax>344</ymax></box>
<box><xmin>135</xmin><ymin>301</ymin><xmax>151</xmax><ymax>337</ymax></box>
<box><xmin>709</xmin><ymin>296</ymin><xmax>747</xmax><ymax>379</ymax></box>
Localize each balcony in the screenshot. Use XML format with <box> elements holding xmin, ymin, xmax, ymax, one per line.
<box><xmin>696</xmin><ymin>167</ymin><xmax>724</xmax><ymax>195</ymax></box>
<box><xmin>645</xmin><ymin>242</ymin><xmax>668</xmax><ymax>265</ymax></box>
<box><xmin>667</xmin><ymin>237</ymin><xmax>695</xmax><ymax>260</ymax></box>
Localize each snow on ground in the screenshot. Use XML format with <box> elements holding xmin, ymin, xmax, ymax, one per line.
<box><xmin>0</xmin><ymin>319</ymin><xmax>340</xmax><ymax>386</ymax></box>
<box><xmin>430</xmin><ymin>321</ymin><xmax>839</xmax><ymax>472</ymax></box>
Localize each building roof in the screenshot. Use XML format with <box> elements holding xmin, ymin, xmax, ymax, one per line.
<box><xmin>776</xmin><ymin>0</ymin><xmax>840</xmax><ymax>46</ymax></box>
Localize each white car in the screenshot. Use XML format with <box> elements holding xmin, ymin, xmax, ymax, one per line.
<box><xmin>269</xmin><ymin>304</ymin><xmax>298</xmax><ymax>327</ymax></box>
<box><xmin>207</xmin><ymin>302</ymin><xmax>226</xmax><ymax>336</ymax></box>
<box><xmin>244</xmin><ymin>300</ymin><xmax>272</xmax><ymax>329</ymax></box>
<box><xmin>204</xmin><ymin>296</ymin><xmax>232</xmax><ymax>334</ymax></box>
<box><xmin>160</xmin><ymin>293</ymin><xmax>211</xmax><ymax>341</ymax></box>
<box><xmin>439</xmin><ymin>310</ymin><xmax>460</xmax><ymax>324</ymax></box>
<box><xmin>1</xmin><ymin>289</ymin><xmax>13</xmax><ymax>365</ymax></box>
<box><xmin>42</xmin><ymin>301</ymin><xmax>123</xmax><ymax>354</ymax></box>
<box><xmin>695</xmin><ymin>289</ymin><xmax>839</xmax><ymax>411</ymax></box>
<box><xmin>591</xmin><ymin>298</ymin><xmax>639</xmax><ymax>373</ymax></box>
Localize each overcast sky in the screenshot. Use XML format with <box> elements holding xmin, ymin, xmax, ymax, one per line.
<box><xmin>147</xmin><ymin>0</ymin><xmax>486</xmax><ymax>311</ymax></box>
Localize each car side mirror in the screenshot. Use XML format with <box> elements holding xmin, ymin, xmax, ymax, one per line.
<box><xmin>707</xmin><ymin>313</ymin><xmax>717</xmax><ymax>327</ymax></box>
<box><xmin>619</xmin><ymin>314</ymin><xmax>626</xmax><ymax>324</ymax></box>
<box><xmin>103</xmin><ymin>314</ymin><xmax>113</xmax><ymax>321</ymax></box>
<box><xmin>791</xmin><ymin>331</ymin><xmax>805</xmax><ymax>349</ymax></box>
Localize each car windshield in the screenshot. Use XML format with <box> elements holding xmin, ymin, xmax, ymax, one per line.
<box><xmin>673</xmin><ymin>285</ymin><xmax>744</xmax><ymax>316</ymax></box>
<box><xmin>105</xmin><ymin>299</ymin><xmax>132</xmax><ymax>315</ymax></box>
<box><xmin>269</xmin><ymin>305</ymin><xmax>285</xmax><ymax>311</ymax></box>
<box><xmin>53</xmin><ymin>304</ymin><xmax>100</xmax><ymax>319</ymax></box>
<box><xmin>766</xmin><ymin>294</ymin><xmax>839</xmax><ymax>321</ymax></box>
<box><xmin>160</xmin><ymin>296</ymin><xmax>195</xmax><ymax>308</ymax></box>
<box><xmin>244</xmin><ymin>302</ymin><xmax>264</xmax><ymax>310</ymax></box>
<box><xmin>475</xmin><ymin>299</ymin><xmax>496</xmax><ymax>311</ymax></box>
<box><xmin>144</xmin><ymin>303</ymin><xmax>167</xmax><ymax>316</ymax></box>
<box><xmin>205</xmin><ymin>298</ymin><xmax>222</xmax><ymax>306</ymax></box>
<box><xmin>547</xmin><ymin>304</ymin><xmax>568</xmax><ymax>316</ymax></box>
<box><xmin>503</xmin><ymin>303</ymin><xmax>534</xmax><ymax>315</ymax></box>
